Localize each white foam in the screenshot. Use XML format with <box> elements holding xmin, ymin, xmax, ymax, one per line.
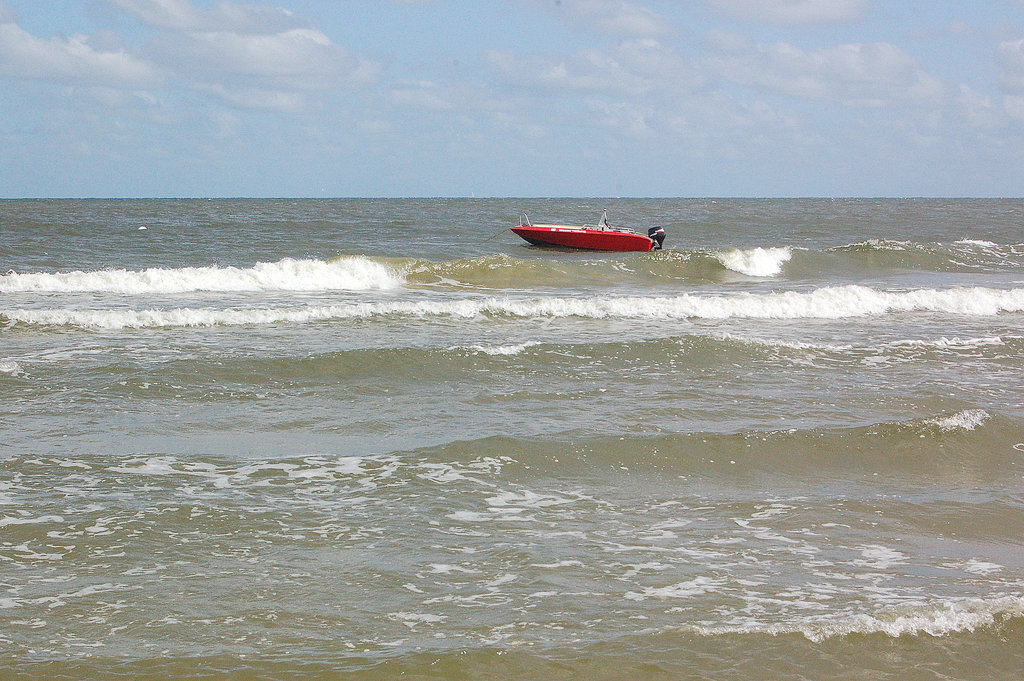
<box><xmin>446</xmin><ymin>509</ymin><xmax>530</xmax><ymax>523</ymax></box>
<box><xmin>960</xmin><ymin>558</ymin><xmax>1003</xmax><ymax>576</ymax></box>
<box><xmin>426</xmin><ymin>564</ymin><xmax>478</xmax><ymax>575</ymax></box>
<box><xmin>531</xmin><ymin>560</ymin><xmax>585</xmax><ymax>569</ymax></box>
<box><xmin>625</xmin><ymin>576</ymin><xmax>724</xmax><ymax>601</ymax></box>
<box><xmin>801</xmin><ymin>596</ymin><xmax>1024</xmax><ymax>642</ymax></box>
<box><xmin>714</xmin><ymin>246</ymin><xmax>793</xmax><ymax>277</ymax></box>
<box><xmin>463</xmin><ymin>342</ymin><xmax>537</xmax><ymax>356</ymax></box>
<box><xmin>485</xmin><ymin>573</ymin><xmax>518</xmax><ymax>587</ymax></box>
<box><xmin>109</xmin><ymin>456</ymin><xmax>181</xmax><ymax>476</ymax></box>
<box><xmin>388</xmin><ymin>612</ymin><xmax>447</xmax><ymax>630</ymax></box>
<box><xmin>9</xmin><ymin>542</ymin><xmax>68</xmax><ymax>561</ymax></box>
<box><xmin>486</xmin><ymin>490</ymin><xmax>573</xmax><ymax>509</ymax></box>
<box><xmin>0</xmin><ymin>257</ymin><xmax>403</xmax><ymax>294</ymax></box>
<box><xmin>0</xmin><ymin>359</ymin><xmax>22</xmax><ymax>375</ymax></box>
<box><xmin>0</xmin><ymin>514</ymin><xmax>65</xmax><ymax>528</ymax></box>
<box><xmin>853</xmin><ymin>545</ymin><xmax>907</xmax><ymax>570</ymax></box>
<box><xmin>7</xmin><ymin>285</ymin><xmax>1024</xmax><ymax>329</ymax></box>
<box><xmin>927</xmin><ymin>409</ymin><xmax>991</xmax><ymax>432</ymax></box>
<box><xmin>843</xmin><ymin>239</ymin><xmax>912</xmax><ymax>251</ymax></box>
<box><xmin>890</xmin><ymin>336</ymin><xmax>1005</xmax><ymax>350</ymax></box>
<box><xmin>417</xmin><ymin>463</ymin><xmax>469</xmax><ymax>484</ymax></box>
<box><xmin>694</xmin><ymin>595</ymin><xmax>1024</xmax><ymax>642</ymax></box>
<box><xmin>715</xmin><ymin>332</ymin><xmax>854</xmax><ymax>352</ymax></box>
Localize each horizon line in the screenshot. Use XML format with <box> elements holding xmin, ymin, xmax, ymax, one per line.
<box><xmin>2</xmin><ymin>195</ymin><xmax>1021</xmax><ymax>201</ymax></box>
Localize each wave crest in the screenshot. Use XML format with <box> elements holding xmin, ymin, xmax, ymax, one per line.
<box><xmin>711</xmin><ymin>596</ymin><xmax>1024</xmax><ymax>643</ymax></box>
<box><xmin>5</xmin><ymin>285</ymin><xmax>1023</xmax><ymax>329</ymax></box>
<box><xmin>714</xmin><ymin>246</ymin><xmax>793</xmax><ymax>277</ymax></box>
<box><xmin>926</xmin><ymin>409</ymin><xmax>991</xmax><ymax>432</ymax></box>
<box><xmin>0</xmin><ymin>256</ymin><xmax>403</xmax><ymax>294</ymax></box>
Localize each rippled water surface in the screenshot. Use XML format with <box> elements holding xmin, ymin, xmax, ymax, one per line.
<box><xmin>2</xmin><ymin>198</ymin><xmax>1024</xmax><ymax>679</ymax></box>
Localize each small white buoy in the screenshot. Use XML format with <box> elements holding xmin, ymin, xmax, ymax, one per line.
<box><xmin>138</xmin><ymin>226</ymin><xmax>147</xmax><ymax>230</ymax></box>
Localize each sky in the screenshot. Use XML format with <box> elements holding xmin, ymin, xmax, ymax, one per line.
<box><xmin>1</xmin><ymin>0</ymin><xmax>1024</xmax><ymax>197</ymax></box>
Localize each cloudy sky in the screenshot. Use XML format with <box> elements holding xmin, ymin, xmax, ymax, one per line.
<box><xmin>2</xmin><ymin>0</ymin><xmax>1023</xmax><ymax>197</ymax></box>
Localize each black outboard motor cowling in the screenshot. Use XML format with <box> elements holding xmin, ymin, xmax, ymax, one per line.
<box><xmin>648</xmin><ymin>226</ymin><xmax>666</xmax><ymax>250</ymax></box>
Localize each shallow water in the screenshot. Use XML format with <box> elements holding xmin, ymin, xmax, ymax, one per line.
<box><xmin>2</xmin><ymin>198</ymin><xmax>1023</xmax><ymax>679</ymax></box>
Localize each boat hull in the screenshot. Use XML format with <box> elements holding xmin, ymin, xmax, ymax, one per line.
<box><xmin>511</xmin><ymin>225</ymin><xmax>654</xmax><ymax>252</ymax></box>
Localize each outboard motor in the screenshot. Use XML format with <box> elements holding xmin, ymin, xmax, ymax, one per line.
<box><xmin>647</xmin><ymin>226</ymin><xmax>666</xmax><ymax>250</ymax></box>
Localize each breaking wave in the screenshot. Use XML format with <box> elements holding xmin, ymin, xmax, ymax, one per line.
<box><xmin>4</xmin><ymin>240</ymin><xmax>1023</xmax><ymax>297</ymax></box>
<box><xmin>693</xmin><ymin>595</ymin><xmax>1024</xmax><ymax>642</ymax></box>
<box><xmin>5</xmin><ymin>285</ymin><xmax>1023</xmax><ymax>329</ymax></box>
<box><xmin>825</xmin><ymin>239</ymin><xmax>1024</xmax><ymax>273</ymax></box>
<box><xmin>927</xmin><ymin>409</ymin><xmax>992</xmax><ymax>432</ymax></box>
<box><xmin>0</xmin><ymin>359</ymin><xmax>22</xmax><ymax>376</ymax></box>
<box><xmin>713</xmin><ymin>246</ymin><xmax>793</xmax><ymax>277</ymax></box>
<box><xmin>0</xmin><ymin>256</ymin><xmax>403</xmax><ymax>294</ymax></box>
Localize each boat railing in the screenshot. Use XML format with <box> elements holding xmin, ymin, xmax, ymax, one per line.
<box><xmin>519</xmin><ymin>211</ymin><xmax>637</xmax><ymax>234</ymax></box>
<box><xmin>582</xmin><ymin>221</ymin><xmax>637</xmax><ymax>234</ymax></box>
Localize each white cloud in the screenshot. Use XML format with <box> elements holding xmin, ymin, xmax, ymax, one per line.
<box><xmin>568</xmin><ymin>0</ymin><xmax>670</xmax><ymax>36</ymax></box>
<box><xmin>521</xmin><ymin>0</ymin><xmax>670</xmax><ymax>37</ymax></box>
<box><xmin>105</xmin><ymin>0</ymin><xmax>381</xmax><ymax>111</ymax></box>
<box><xmin>388</xmin><ymin>82</ymin><xmax>458</xmax><ymax>111</ymax></box>
<box><xmin>108</xmin><ymin>0</ymin><xmax>297</xmax><ymax>33</ymax></box>
<box><xmin>0</xmin><ymin>1</ymin><xmax>378</xmax><ymax>111</ymax></box>
<box><xmin>198</xmin><ymin>83</ymin><xmax>308</xmax><ymax>113</ymax></box>
<box><xmin>1005</xmin><ymin>95</ymin><xmax>1024</xmax><ymax>122</ymax></box>
<box><xmin>708</xmin><ymin>0</ymin><xmax>868</xmax><ymax>25</ymax></box>
<box><xmin>488</xmin><ymin>39</ymin><xmax>700</xmax><ymax>95</ymax></box>
<box><xmin>0</xmin><ymin>21</ymin><xmax>162</xmax><ymax>88</ymax></box>
<box><xmin>708</xmin><ymin>33</ymin><xmax>945</xmax><ymax>106</ymax></box>
<box><xmin>956</xmin><ymin>84</ymin><xmax>1003</xmax><ymax>129</ymax></box>
<box><xmin>998</xmin><ymin>39</ymin><xmax>1024</xmax><ymax>93</ymax></box>
<box><xmin>155</xmin><ymin>28</ymin><xmax>378</xmax><ymax>91</ymax></box>
<box><xmin>586</xmin><ymin>99</ymin><xmax>658</xmax><ymax>139</ymax></box>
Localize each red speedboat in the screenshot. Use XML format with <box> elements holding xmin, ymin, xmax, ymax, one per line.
<box><xmin>512</xmin><ymin>211</ymin><xmax>665</xmax><ymax>252</ymax></box>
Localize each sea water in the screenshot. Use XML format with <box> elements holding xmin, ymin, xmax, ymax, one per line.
<box><xmin>1</xmin><ymin>198</ymin><xmax>1023</xmax><ymax>679</ymax></box>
